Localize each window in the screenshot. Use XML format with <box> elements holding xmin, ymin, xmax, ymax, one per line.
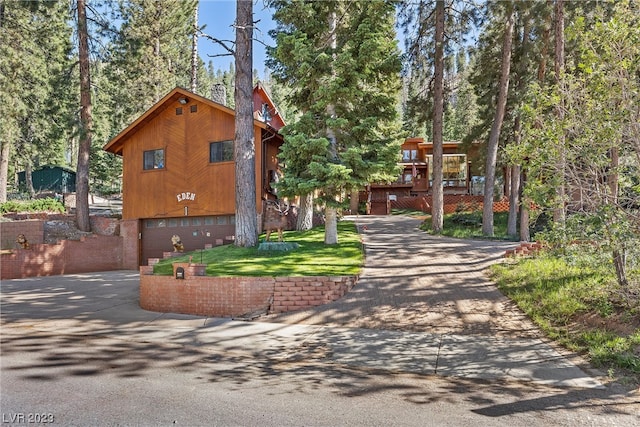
<box><xmin>210</xmin><ymin>141</ymin><xmax>234</xmax><ymax>163</ymax></box>
<box><xmin>402</xmin><ymin>149</ymin><xmax>418</xmax><ymax>162</ymax></box>
<box><xmin>427</xmin><ymin>154</ymin><xmax>467</xmax><ymax>187</ymax></box>
<box><xmin>144</xmin><ymin>149</ymin><xmax>164</xmax><ymax>170</ymax></box>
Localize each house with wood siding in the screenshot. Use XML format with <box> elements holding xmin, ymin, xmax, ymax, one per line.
<box><xmin>104</xmin><ymin>86</ymin><xmax>284</xmax><ymax>265</ymax></box>
<box><xmin>366</xmin><ymin>137</ymin><xmax>480</xmax><ymax>214</ymax></box>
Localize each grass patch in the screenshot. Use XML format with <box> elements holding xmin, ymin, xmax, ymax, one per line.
<box><xmin>491</xmin><ymin>253</ymin><xmax>640</xmax><ymax>387</ymax></box>
<box><xmin>419</xmin><ymin>211</ymin><xmax>518</xmax><ymax>241</ymax></box>
<box><xmin>391</xmin><ymin>208</ymin><xmax>428</xmax><ymax>218</ymax></box>
<box><xmin>153</xmin><ymin>221</ymin><xmax>363</xmax><ymax>277</ymax></box>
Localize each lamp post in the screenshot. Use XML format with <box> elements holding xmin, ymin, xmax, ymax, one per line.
<box><xmin>192</xmin><ymin>229</ymin><xmax>210</xmax><ymax>264</ymax></box>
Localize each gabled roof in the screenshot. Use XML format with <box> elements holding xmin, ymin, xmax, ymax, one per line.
<box><xmin>104</xmin><ymin>87</ymin><xmax>276</xmax><ymax>156</ymax></box>
<box><xmin>253</xmin><ymin>81</ymin><xmax>286</xmax><ymax>131</ymax></box>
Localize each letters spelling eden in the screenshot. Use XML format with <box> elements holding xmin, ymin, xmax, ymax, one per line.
<box><xmin>176</xmin><ymin>192</ymin><xmax>196</xmax><ymax>202</ymax></box>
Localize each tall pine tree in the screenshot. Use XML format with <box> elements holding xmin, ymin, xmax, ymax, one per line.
<box><xmin>0</xmin><ymin>0</ymin><xmax>73</xmax><ymax>201</ymax></box>
<box><xmin>268</xmin><ymin>0</ymin><xmax>402</xmax><ymax>244</ymax></box>
<box><xmin>400</xmin><ymin>0</ymin><xmax>477</xmax><ymax>233</ymax></box>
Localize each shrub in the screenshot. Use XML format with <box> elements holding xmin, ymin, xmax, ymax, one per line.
<box><xmin>0</xmin><ymin>198</ymin><xmax>65</xmax><ymax>214</ymax></box>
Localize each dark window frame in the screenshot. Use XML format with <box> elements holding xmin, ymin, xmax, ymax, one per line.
<box><xmin>143</xmin><ymin>149</ymin><xmax>165</xmax><ymax>170</ymax></box>
<box><xmin>209</xmin><ymin>140</ymin><xmax>234</xmax><ymax>163</ymax></box>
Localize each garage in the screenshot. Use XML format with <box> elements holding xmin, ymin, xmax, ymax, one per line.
<box><xmin>140</xmin><ymin>215</ymin><xmax>235</xmax><ymax>264</ymax></box>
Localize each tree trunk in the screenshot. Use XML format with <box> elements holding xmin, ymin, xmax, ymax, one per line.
<box><xmin>190</xmin><ymin>3</ymin><xmax>198</xmax><ymax>93</ymax></box>
<box><xmin>24</xmin><ymin>161</ymin><xmax>35</xmax><ymax>197</ymax></box>
<box><xmin>296</xmin><ymin>193</ymin><xmax>314</xmax><ymax>231</ymax></box>
<box><xmin>233</xmin><ymin>0</ymin><xmax>258</xmax><ymax>247</ymax></box>
<box><xmin>76</xmin><ymin>0</ymin><xmax>92</xmax><ymax>232</ymax></box>
<box><xmin>608</xmin><ymin>147</ymin><xmax>619</xmax><ymax>204</ymax></box>
<box><xmin>324</xmin><ymin>10</ymin><xmax>339</xmax><ymax>245</ymax></box>
<box><xmin>0</xmin><ymin>2</ymin><xmax>7</xmax><ymax>203</ymax></box>
<box><xmin>553</xmin><ymin>0</ymin><xmax>566</xmax><ymax>225</ymax></box>
<box><xmin>0</xmin><ymin>140</ymin><xmax>9</xmax><ymax>203</ymax></box>
<box><xmin>324</xmin><ymin>206</ymin><xmax>338</xmax><ymax>245</ymax></box>
<box><xmin>519</xmin><ymin>169</ymin><xmax>530</xmax><ymax>242</ymax></box>
<box><xmin>613</xmin><ymin>249</ymin><xmax>630</xmax><ymax>293</ymax></box>
<box><xmin>431</xmin><ymin>0</ymin><xmax>445</xmax><ymax>234</ymax></box>
<box><xmin>349</xmin><ymin>189</ymin><xmax>359</xmax><ymax>215</ymax></box>
<box><xmin>482</xmin><ymin>6</ymin><xmax>514</xmax><ymax>237</ymax></box>
<box><xmin>511</xmin><ymin>16</ymin><xmax>530</xmax><ymax>240</ymax></box>
<box><xmin>537</xmin><ymin>4</ymin><xmax>551</xmax><ymax>82</ymax></box>
<box><xmin>507</xmin><ymin>165</ymin><xmax>520</xmax><ymax>236</ymax></box>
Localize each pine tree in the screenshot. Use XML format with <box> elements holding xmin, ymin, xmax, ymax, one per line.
<box><xmin>268</xmin><ymin>0</ymin><xmax>403</xmax><ymax>244</ymax></box>
<box><xmin>76</xmin><ymin>0</ymin><xmax>93</xmax><ymax>231</ymax></box>
<box><xmin>481</xmin><ymin>2</ymin><xmax>514</xmax><ymax>237</ymax></box>
<box><xmin>0</xmin><ymin>0</ymin><xmax>74</xmax><ymax>201</ymax></box>
<box><xmin>399</xmin><ymin>0</ymin><xmax>478</xmax><ymax>233</ymax></box>
<box><xmin>234</xmin><ymin>0</ymin><xmax>258</xmax><ymax>247</ymax></box>
<box><xmin>106</xmin><ymin>0</ymin><xmax>196</xmax><ymax>126</ymax></box>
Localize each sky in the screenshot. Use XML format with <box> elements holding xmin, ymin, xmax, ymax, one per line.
<box><xmin>198</xmin><ymin>0</ymin><xmax>276</xmax><ymax>75</ymax></box>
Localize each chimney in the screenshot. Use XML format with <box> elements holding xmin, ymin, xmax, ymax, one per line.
<box><xmin>211</xmin><ymin>83</ymin><xmax>226</xmax><ymax>106</ymax></box>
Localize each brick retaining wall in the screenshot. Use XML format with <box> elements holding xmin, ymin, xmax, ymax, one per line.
<box><xmin>0</xmin><ymin>220</ymin><xmax>44</xmax><ymax>249</ymax></box>
<box><xmin>1</xmin><ymin>234</ymin><xmax>123</xmax><ymax>279</ymax></box>
<box><xmin>139</xmin><ymin>268</ymin><xmax>358</xmax><ymax>318</ymax></box>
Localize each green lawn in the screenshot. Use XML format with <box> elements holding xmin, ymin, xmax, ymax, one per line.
<box><xmin>418</xmin><ymin>211</ymin><xmax>519</xmax><ymax>241</ymax></box>
<box><xmin>491</xmin><ymin>254</ymin><xmax>640</xmax><ymax>387</ymax></box>
<box><xmin>153</xmin><ymin>220</ymin><xmax>364</xmax><ymax>277</ymax></box>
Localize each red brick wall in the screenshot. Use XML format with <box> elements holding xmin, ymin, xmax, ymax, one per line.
<box><xmin>0</xmin><ymin>220</ymin><xmax>44</xmax><ymax>249</ymax></box>
<box><xmin>1</xmin><ymin>234</ymin><xmax>123</xmax><ymax>279</ymax></box>
<box><xmin>120</xmin><ymin>219</ymin><xmax>139</xmax><ymax>269</ymax></box>
<box><xmin>90</xmin><ymin>216</ymin><xmax>120</xmax><ymax>235</ymax></box>
<box><xmin>139</xmin><ymin>270</ymin><xmax>358</xmax><ymax>317</ymax></box>
<box><xmin>271</xmin><ymin>276</ymin><xmax>357</xmax><ymax>313</ymax></box>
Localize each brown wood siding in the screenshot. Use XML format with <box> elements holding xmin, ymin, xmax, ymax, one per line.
<box><xmin>121</xmin><ymin>98</ymin><xmax>270</xmax><ymax>221</ymax></box>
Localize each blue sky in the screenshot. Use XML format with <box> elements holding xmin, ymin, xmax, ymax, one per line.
<box><xmin>198</xmin><ymin>0</ymin><xmax>276</xmax><ymax>75</ymax></box>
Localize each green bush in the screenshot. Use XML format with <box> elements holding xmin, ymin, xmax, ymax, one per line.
<box><xmin>0</xmin><ymin>198</ymin><xmax>65</xmax><ymax>214</ymax></box>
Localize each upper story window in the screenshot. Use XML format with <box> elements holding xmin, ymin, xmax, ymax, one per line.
<box><xmin>427</xmin><ymin>154</ymin><xmax>467</xmax><ymax>187</ymax></box>
<box><xmin>402</xmin><ymin>149</ymin><xmax>418</xmax><ymax>162</ymax></box>
<box><xmin>143</xmin><ymin>149</ymin><xmax>164</xmax><ymax>170</ymax></box>
<box><xmin>210</xmin><ymin>140</ymin><xmax>234</xmax><ymax>163</ymax></box>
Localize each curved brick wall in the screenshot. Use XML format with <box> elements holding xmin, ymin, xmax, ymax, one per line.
<box><xmin>139</xmin><ymin>267</ymin><xmax>358</xmax><ymax>318</ymax></box>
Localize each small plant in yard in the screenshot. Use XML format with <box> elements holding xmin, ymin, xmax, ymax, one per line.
<box><xmin>491</xmin><ymin>252</ymin><xmax>640</xmax><ymax>388</ymax></box>
<box><xmin>153</xmin><ymin>221</ymin><xmax>364</xmax><ymax>277</ymax></box>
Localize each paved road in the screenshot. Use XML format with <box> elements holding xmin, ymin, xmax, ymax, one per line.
<box><xmin>1</xmin><ymin>216</ymin><xmax>638</xmax><ymax>426</ymax></box>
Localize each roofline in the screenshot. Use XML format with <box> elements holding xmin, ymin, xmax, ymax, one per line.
<box><xmin>254</xmin><ymin>81</ymin><xmax>286</xmax><ymax>127</ymax></box>
<box><xmin>103</xmin><ymin>87</ymin><xmax>273</xmax><ymax>155</ymax></box>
